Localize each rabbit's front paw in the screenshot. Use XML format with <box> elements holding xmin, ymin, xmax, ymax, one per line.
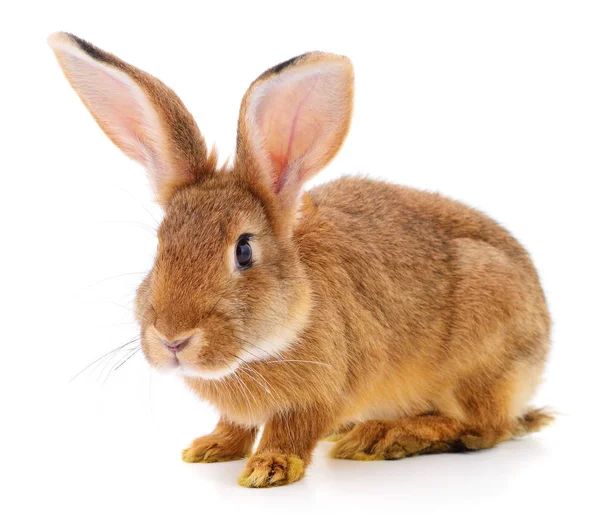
<box><xmin>182</xmin><ymin>435</ymin><xmax>250</xmax><ymax>463</ymax></box>
<box><xmin>238</xmin><ymin>453</ymin><xmax>305</xmax><ymax>488</ymax></box>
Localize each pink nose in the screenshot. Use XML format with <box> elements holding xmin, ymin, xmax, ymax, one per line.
<box><xmin>162</xmin><ymin>337</ymin><xmax>191</xmax><ymax>354</ymax></box>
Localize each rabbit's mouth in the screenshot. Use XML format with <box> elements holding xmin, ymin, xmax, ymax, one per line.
<box><xmin>149</xmin><ymin>348</ymin><xmax>241</xmax><ymax>381</ymax></box>
<box><xmin>141</xmin><ymin>324</ymin><xmax>242</xmax><ymax>380</ymax></box>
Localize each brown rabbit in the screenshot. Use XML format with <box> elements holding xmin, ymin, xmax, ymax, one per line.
<box><xmin>49</xmin><ymin>32</ymin><xmax>553</xmax><ymax>488</ymax></box>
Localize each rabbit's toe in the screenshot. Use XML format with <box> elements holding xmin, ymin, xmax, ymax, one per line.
<box><xmin>238</xmin><ymin>453</ymin><xmax>305</xmax><ymax>488</ymax></box>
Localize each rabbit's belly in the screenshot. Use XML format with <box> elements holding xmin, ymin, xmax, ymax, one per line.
<box><xmin>342</xmin><ymin>380</ymin><xmax>439</xmax><ymax>422</ymax></box>
<box><xmin>353</xmin><ymin>397</ymin><xmax>435</xmax><ymax>421</ymax></box>
<box><xmin>338</xmin><ymin>360</ymin><xmax>447</xmax><ymax>423</ymax></box>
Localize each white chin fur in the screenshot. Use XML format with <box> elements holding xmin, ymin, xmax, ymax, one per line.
<box><xmin>177</xmin><ymin>361</ymin><xmax>240</xmax><ymax>381</ymax></box>
<box><xmin>237</xmin><ymin>314</ymin><xmax>308</xmax><ymax>364</ymax></box>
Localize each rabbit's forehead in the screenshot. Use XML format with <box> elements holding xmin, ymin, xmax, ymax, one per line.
<box><xmin>159</xmin><ymin>184</ymin><xmax>269</xmax><ymax>245</ymax></box>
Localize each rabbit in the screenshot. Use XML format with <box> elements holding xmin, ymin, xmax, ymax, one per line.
<box><xmin>48</xmin><ymin>32</ymin><xmax>553</xmax><ymax>488</ymax></box>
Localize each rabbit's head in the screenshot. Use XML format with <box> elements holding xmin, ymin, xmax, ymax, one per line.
<box><xmin>49</xmin><ymin>33</ymin><xmax>353</xmax><ymax>379</ymax></box>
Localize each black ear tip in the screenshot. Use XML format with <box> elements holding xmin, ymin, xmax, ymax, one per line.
<box><xmin>259</xmin><ymin>51</ymin><xmax>350</xmax><ymax>81</ymax></box>
<box><xmin>259</xmin><ymin>53</ymin><xmax>313</xmax><ymax>79</ymax></box>
<box><xmin>269</xmin><ymin>53</ymin><xmax>308</xmax><ymax>75</ymax></box>
<box><xmin>66</xmin><ymin>33</ymin><xmax>112</xmax><ymax>64</ymax></box>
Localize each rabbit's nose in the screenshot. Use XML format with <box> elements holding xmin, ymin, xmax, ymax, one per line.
<box><xmin>162</xmin><ymin>336</ymin><xmax>191</xmax><ymax>354</ymax></box>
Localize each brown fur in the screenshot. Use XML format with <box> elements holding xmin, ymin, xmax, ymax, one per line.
<box><xmin>182</xmin><ymin>417</ymin><xmax>257</xmax><ymax>463</ymax></box>
<box><xmin>49</xmin><ymin>33</ymin><xmax>553</xmax><ymax>488</ymax></box>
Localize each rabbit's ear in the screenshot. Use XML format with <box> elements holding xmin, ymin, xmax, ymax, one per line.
<box><xmin>237</xmin><ymin>52</ymin><xmax>353</xmax><ymax>211</ymax></box>
<box><xmin>48</xmin><ymin>33</ymin><xmax>211</xmax><ymax>206</ymax></box>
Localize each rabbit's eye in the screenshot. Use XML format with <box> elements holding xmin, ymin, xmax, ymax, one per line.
<box><xmin>235</xmin><ymin>234</ymin><xmax>253</xmax><ymax>270</ymax></box>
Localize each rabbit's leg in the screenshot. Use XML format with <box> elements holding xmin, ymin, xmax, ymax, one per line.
<box><xmin>182</xmin><ymin>417</ymin><xmax>258</xmax><ymax>463</ymax></box>
<box><xmin>330</xmin><ymin>360</ymin><xmax>551</xmax><ymax>461</ymax></box>
<box><xmin>330</xmin><ymin>365</ymin><xmax>520</xmax><ymax>461</ymax></box>
<box><xmin>323</xmin><ymin>422</ymin><xmax>356</xmax><ymax>442</ymax></box>
<box><xmin>239</xmin><ymin>406</ymin><xmax>332</xmax><ymax>488</ymax></box>
<box><xmin>329</xmin><ymin>415</ymin><xmax>512</xmax><ymax>460</ymax></box>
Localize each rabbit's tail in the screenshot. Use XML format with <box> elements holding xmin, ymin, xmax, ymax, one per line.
<box><xmin>512</xmin><ymin>407</ymin><xmax>555</xmax><ymax>437</ymax></box>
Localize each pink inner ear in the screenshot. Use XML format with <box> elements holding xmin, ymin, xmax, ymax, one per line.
<box><xmin>243</xmin><ymin>55</ymin><xmax>352</xmax><ymax>207</ymax></box>
<box><xmin>94</xmin><ymin>67</ymin><xmax>150</xmax><ymax>164</ymax></box>
<box><xmin>268</xmin><ymin>75</ymin><xmax>321</xmax><ymax>192</ymax></box>
<box><xmin>255</xmin><ymin>70</ymin><xmax>327</xmax><ymax>193</ymax></box>
<box><xmin>61</xmin><ymin>53</ymin><xmax>159</xmax><ymax>170</ymax></box>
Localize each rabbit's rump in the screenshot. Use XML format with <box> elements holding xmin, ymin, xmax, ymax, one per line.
<box><xmin>434</xmin><ymin>237</ymin><xmax>548</xmax><ymax>425</ymax></box>
<box><xmin>331</xmin><ymin>238</ymin><xmax>552</xmax><ymax>460</ymax></box>
<box><xmin>329</xmin><ymin>235</ymin><xmax>550</xmax><ymax>459</ymax></box>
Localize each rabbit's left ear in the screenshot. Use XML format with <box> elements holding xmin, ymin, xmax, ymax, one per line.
<box><xmin>48</xmin><ymin>32</ymin><xmax>211</xmax><ymax>206</ymax></box>
<box><xmin>236</xmin><ymin>52</ymin><xmax>354</xmax><ymax>211</ymax></box>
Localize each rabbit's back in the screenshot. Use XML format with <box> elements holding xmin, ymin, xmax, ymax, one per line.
<box><xmin>306</xmin><ymin>176</ymin><xmax>529</xmax><ymax>262</ymax></box>
<box><xmin>297</xmin><ymin>176</ymin><xmax>549</xmax><ymax>423</ymax></box>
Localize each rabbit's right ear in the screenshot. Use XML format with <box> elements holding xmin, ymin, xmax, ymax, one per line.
<box><xmin>48</xmin><ymin>33</ymin><xmax>212</xmax><ymax>206</ymax></box>
<box><xmin>236</xmin><ymin>52</ymin><xmax>354</xmax><ymax>215</ymax></box>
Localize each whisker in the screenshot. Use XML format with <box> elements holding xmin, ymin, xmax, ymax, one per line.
<box><xmin>230</xmin><ymin>338</ymin><xmax>311</xmax><ymax>384</ymax></box>
<box><xmin>114</xmin><ymin>347</ymin><xmax>141</xmax><ymax>371</ymax></box>
<box><xmin>102</xmin><ymin>346</ymin><xmax>140</xmax><ymax>385</ymax></box>
<box><xmin>226</xmin><ymin>364</ymin><xmax>256</xmax><ymax>420</ymax></box>
<box><xmin>238</xmin><ymin>365</ymin><xmax>274</xmax><ymax>395</ymax></box>
<box><xmin>206</xmin><ymin>290</ymin><xmax>228</xmax><ymax>319</ymax></box>
<box><xmin>69</xmin><ymin>336</ymin><xmax>140</xmax><ymax>382</ymax></box>
<box><xmin>96</xmin><ymin>344</ymin><xmax>133</xmax><ymax>381</ymax></box>
<box><xmin>94</xmin><ymin>339</ymin><xmax>140</xmax><ymax>380</ymax></box>
<box><xmin>231</xmin><ymin>335</ymin><xmax>275</xmax><ymax>360</ymax></box>
<box><xmin>225</xmin><ymin>351</ymin><xmax>274</xmax><ymax>396</ymax></box>
<box><xmin>263</xmin><ymin>359</ymin><xmax>332</xmax><ymax>367</ymax></box>
<box><xmin>86</xmin><ymin>271</ymin><xmax>147</xmax><ymax>288</ymax></box>
<box><xmin>105</xmin><ymin>301</ymin><xmax>136</xmax><ymax>313</ymax></box>
<box><xmin>118</xmin><ymin>187</ymin><xmax>161</xmax><ymax>227</ymax></box>
<box><xmin>104</xmin><ymin>220</ymin><xmax>157</xmax><ymax>236</ymax></box>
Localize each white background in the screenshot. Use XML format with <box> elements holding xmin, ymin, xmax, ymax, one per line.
<box><xmin>1</xmin><ymin>1</ymin><xmax>599</xmax><ymax>524</ymax></box>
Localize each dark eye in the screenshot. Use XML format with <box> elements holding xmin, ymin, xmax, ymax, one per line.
<box><xmin>235</xmin><ymin>234</ymin><xmax>253</xmax><ymax>270</ymax></box>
